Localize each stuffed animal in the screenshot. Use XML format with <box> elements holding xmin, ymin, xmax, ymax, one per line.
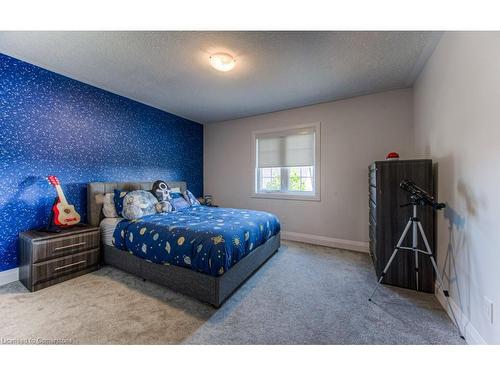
<box><xmin>151</xmin><ymin>180</ymin><xmax>172</xmax><ymax>213</ymax></box>
<box><xmin>122</xmin><ymin>190</ymin><xmax>158</xmax><ymax>220</ymax></box>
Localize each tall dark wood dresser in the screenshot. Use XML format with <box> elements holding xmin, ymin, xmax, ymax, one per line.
<box><xmin>19</xmin><ymin>224</ymin><xmax>100</xmax><ymax>292</ymax></box>
<box><xmin>368</xmin><ymin>159</ymin><xmax>436</xmax><ymax>293</ymax></box>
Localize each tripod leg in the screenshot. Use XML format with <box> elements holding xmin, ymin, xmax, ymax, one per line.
<box><xmin>368</xmin><ymin>248</ymin><xmax>399</xmax><ymax>301</ymax></box>
<box><xmin>413</xmin><ymin>219</ymin><xmax>419</xmax><ymax>291</ymax></box>
<box><xmin>415</xmin><ymin>250</ymin><xmax>419</xmax><ymax>291</ymax></box>
<box><xmin>417</xmin><ymin>222</ymin><xmax>465</xmax><ymax>340</ymax></box>
<box><xmin>369</xmin><ymin>219</ymin><xmax>412</xmax><ymax>301</ymax></box>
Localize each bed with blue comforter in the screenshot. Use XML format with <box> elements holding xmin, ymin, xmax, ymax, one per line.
<box><xmin>112</xmin><ymin>206</ymin><xmax>280</xmax><ymax>276</ymax></box>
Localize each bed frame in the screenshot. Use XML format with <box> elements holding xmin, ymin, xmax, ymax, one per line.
<box><xmin>87</xmin><ymin>181</ymin><xmax>280</xmax><ymax>307</ymax></box>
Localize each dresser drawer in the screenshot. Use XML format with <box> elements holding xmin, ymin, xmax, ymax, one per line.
<box><xmin>31</xmin><ymin>231</ymin><xmax>99</xmax><ymax>263</ymax></box>
<box><xmin>369</xmin><ymin>185</ymin><xmax>377</xmax><ymax>201</ymax></box>
<box><xmin>369</xmin><ymin>238</ymin><xmax>377</xmax><ymax>262</ymax></box>
<box><xmin>32</xmin><ymin>248</ymin><xmax>100</xmax><ymax>285</ymax></box>
<box><xmin>369</xmin><ymin>169</ymin><xmax>377</xmax><ymax>187</ymax></box>
<box><xmin>369</xmin><ymin>223</ymin><xmax>376</xmax><ymax>241</ymax></box>
<box><xmin>369</xmin><ymin>196</ymin><xmax>376</xmax><ymax>214</ymax></box>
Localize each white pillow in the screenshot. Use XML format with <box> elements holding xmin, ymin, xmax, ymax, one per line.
<box><xmin>170</xmin><ymin>187</ymin><xmax>181</xmax><ymax>193</ymax></box>
<box><xmin>96</xmin><ymin>192</ymin><xmax>119</xmax><ymax>218</ymax></box>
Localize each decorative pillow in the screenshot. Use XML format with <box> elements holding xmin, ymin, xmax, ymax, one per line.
<box><xmin>168</xmin><ymin>192</ymin><xmax>191</xmax><ymax>211</ymax></box>
<box><xmin>183</xmin><ymin>190</ymin><xmax>201</xmax><ymax>206</ymax></box>
<box><xmin>99</xmin><ymin>192</ymin><xmax>118</xmax><ymax>217</ymax></box>
<box><xmin>113</xmin><ymin>189</ymin><xmax>128</xmax><ymax>216</ymax></box>
<box><xmin>121</xmin><ymin>190</ymin><xmax>158</xmax><ymax>220</ymax></box>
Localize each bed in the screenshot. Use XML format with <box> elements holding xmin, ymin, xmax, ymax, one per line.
<box><xmin>88</xmin><ymin>181</ymin><xmax>281</xmax><ymax>307</ymax></box>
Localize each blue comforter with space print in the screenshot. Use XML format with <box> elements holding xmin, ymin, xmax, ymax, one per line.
<box><xmin>112</xmin><ymin>206</ymin><xmax>280</xmax><ymax>276</ymax></box>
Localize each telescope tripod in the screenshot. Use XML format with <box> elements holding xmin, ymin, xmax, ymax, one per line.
<box><xmin>368</xmin><ymin>203</ymin><xmax>465</xmax><ymax>340</ymax></box>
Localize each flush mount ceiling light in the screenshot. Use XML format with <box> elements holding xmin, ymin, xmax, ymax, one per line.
<box><xmin>209</xmin><ymin>53</ymin><xmax>236</xmax><ymax>72</ymax></box>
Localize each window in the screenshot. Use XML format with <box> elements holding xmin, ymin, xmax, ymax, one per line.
<box><xmin>259</xmin><ymin>167</ymin><xmax>281</xmax><ymax>192</ymax></box>
<box><xmin>288</xmin><ymin>166</ymin><xmax>313</xmax><ymax>192</ymax></box>
<box><xmin>253</xmin><ymin>123</ymin><xmax>320</xmax><ymax>200</ymax></box>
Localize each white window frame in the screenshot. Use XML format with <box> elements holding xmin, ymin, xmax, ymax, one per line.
<box><xmin>251</xmin><ymin>122</ymin><xmax>321</xmax><ymax>201</ymax></box>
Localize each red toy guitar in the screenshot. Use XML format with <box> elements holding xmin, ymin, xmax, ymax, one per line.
<box><xmin>47</xmin><ymin>175</ymin><xmax>81</xmax><ymax>227</ymax></box>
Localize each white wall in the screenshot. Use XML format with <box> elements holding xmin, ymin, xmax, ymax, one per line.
<box><xmin>413</xmin><ymin>32</ymin><xmax>500</xmax><ymax>344</ymax></box>
<box><xmin>204</xmin><ymin>89</ymin><xmax>414</xmax><ymax>251</ymax></box>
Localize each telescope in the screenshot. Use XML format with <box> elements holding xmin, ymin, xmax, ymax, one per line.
<box><xmin>399</xmin><ymin>179</ymin><xmax>446</xmax><ymax>210</ymax></box>
<box><xmin>370</xmin><ymin>177</ymin><xmax>463</xmax><ymax>339</ymax></box>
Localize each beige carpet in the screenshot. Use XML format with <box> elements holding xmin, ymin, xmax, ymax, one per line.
<box><xmin>0</xmin><ymin>241</ymin><xmax>463</xmax><ymax>344</ymax></box>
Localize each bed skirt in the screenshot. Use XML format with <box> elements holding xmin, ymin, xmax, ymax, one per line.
<box><xmin>103</xmin><ymin>233</ymin><xmax>280</xmax><ymax>307</ymax></box>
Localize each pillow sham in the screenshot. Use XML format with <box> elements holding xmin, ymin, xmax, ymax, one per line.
<box><xmin>122</xmin><ymin>190</ymin><xmax>158</xmax><ymax>220</ymax></box>
<box><xmin>102</xmin><ymin>192</ymin><xmax>119</xmax><ymax>217</ymax></box>
<box><xmin>113</xmin><ymin>189</ymin><xmax>128</xmax><ymax>216</ymax></box>
<box><xmin>168</xmin><ymin>192</ymin><xmax>191</xmax><ymax>211</ymax></box>
<box><xmin>183</xmin><ymin>190</ymin><xmax>201</xmax><ymax>206</ymax></box>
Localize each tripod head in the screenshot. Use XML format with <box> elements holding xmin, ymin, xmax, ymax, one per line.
<box><xmin>400</xmin><ymin>179</ymin><xmax>446</xmax><ymax>210</ymax></box>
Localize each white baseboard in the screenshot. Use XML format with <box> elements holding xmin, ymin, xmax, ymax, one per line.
<box><xmin>0</xmin><ymin>267</ymin><xmax>19</xmax><ymax>286</ymax></box>
<box><xmin>281</xmin><ymin>231</ymin><xmax>369</xmax><ymax>253</ymax></box>
<box><xmin>435</xmin><ymin>282</ymin><xmax>487</xmax><ymax>345</ymax></box>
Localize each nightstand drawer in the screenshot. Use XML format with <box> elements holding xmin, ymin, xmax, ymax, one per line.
<box><xmin>32</xmin><ymin>248</ymin><xmax>100</xmax><ymax>285</ymax></box>
<box><xmin>32</xmin><ymin>231</ymin><xmax>99</xmax><ymax>263</ymax></box>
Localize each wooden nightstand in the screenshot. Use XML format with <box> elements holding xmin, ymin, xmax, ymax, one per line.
<box><xmin>18</xmin><ymin>224</ymin><xmax>101</xmax><ymax>292</ymax></box>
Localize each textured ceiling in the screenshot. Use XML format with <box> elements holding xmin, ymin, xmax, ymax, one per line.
<box><xmin>0</xmin><ymin>31</ymin><xmax>441</xmax><ymax>123</ymax></box>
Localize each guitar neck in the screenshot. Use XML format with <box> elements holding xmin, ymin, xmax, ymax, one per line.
<box><xmin>54</xmin><ymin>185</ymin><xmax>69</xmax><ymax>206</ymax></box>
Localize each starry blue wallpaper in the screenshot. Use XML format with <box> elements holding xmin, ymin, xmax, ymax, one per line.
<box><xmin>0</xmin><ymin>53</ymin><xmax>203</xmax><ymax>272</ymax></box>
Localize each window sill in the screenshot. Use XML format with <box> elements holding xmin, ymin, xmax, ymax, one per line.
<box><xmin>250</xmin><ymin>193</ymin><xmax>320</xmax><ymax>202</ymax></box>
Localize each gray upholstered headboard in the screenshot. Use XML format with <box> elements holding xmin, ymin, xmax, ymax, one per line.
<box><xmin>87</xmin><ymin>181</ymin><xmax>186</xmax><ymax>227</ymax></box>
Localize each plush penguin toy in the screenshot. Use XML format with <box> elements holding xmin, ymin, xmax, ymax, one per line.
<box><xmin>151</xmin><ymin>180</ymin><xmax>172</xmax><ymax>213</ymax></box>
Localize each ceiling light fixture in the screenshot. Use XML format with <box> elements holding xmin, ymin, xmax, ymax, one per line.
<box><xmin>209</xmin><ymin>53</ymin><xmax>236</xmax><ymax>72</ymax></box>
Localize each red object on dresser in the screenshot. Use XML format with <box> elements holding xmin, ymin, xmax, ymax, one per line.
<box><xmin>385</xmin><ymin>152</ymin><xmax>400</xmax><ymax>160</ymax></box>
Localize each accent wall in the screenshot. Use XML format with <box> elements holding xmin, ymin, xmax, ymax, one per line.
<box><xmin>0</xmin><ymin>53</ymin><xmax>203</xmax><ymax>272</ymax></box>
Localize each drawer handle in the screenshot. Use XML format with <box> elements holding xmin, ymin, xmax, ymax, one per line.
<box><xmin>53</xmin><ymin>242</ymin><xmax>87</xmax><ymax>253</ymax></box>
<box><xmin>54</xmin><ymin>260</ymin><xmax>87</xmax><ymax>272</ymax></box>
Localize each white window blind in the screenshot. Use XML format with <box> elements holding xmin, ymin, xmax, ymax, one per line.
<box><xmin>256</xmin><ymin>128</ymin><xmax>315</xmax><ymax>168</ymax></box>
